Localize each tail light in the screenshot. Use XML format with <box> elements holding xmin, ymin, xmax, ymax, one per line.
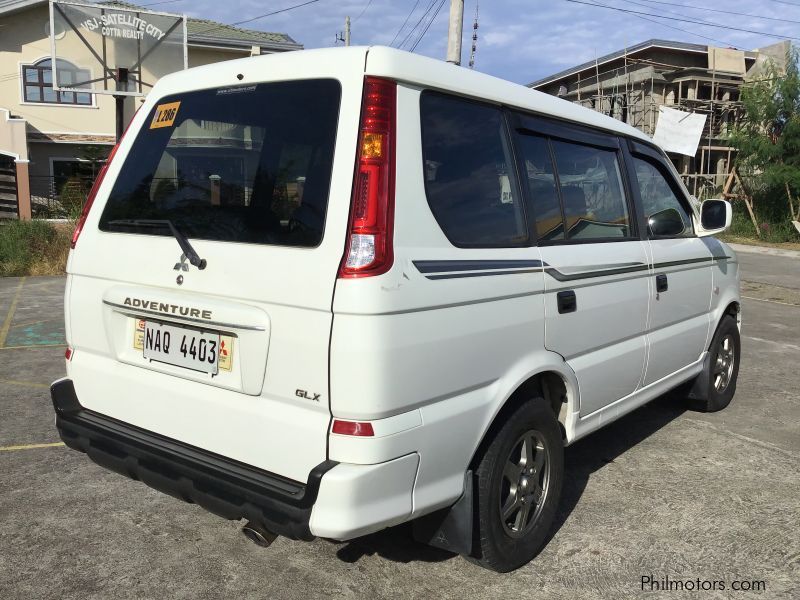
<box><xmin>338</xmin><ymin>76</ymin><xmax>397</xmax><ymax>278</ymax></box>
<box><xmin>331</xmin><ymin>419</ymin><xmax>375</xmax><ymax>436</ymax></box>
<box><xmin>71</xmin><ymin>107</ymin><xmax>138</xmax><ymax>248</ymax></box>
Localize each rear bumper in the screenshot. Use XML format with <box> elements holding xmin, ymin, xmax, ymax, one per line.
<box><xmin>51</xmin><ymin>378</ymin><xmax>336</xmax><ymax>541</ymax></box>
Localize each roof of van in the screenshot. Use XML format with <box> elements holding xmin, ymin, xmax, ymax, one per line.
<box><xmin>362</xmin><ymin>46</ymin><xmax>652</xmax><ymax>144</ymax></box>
<box><xmin>154</xmin><ymin>45</ymin><xmax>653</xmax><ymax>144</ymax></box>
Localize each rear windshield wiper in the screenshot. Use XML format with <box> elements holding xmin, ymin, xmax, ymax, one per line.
<box><xmin>106</xmin><ymin>219</ymin><xmax>207</xmax><ymax>270</ymax></box>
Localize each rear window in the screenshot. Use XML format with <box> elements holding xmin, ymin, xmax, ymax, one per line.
<box><xmin>99</xmin><ymin>79</ymin><xmax>341</xmax><ymax>247</ymax></box>
<box><xmin>420</xmin><ymin>92</ymin><xmax>527</xmax><ymax>247</ymax></box>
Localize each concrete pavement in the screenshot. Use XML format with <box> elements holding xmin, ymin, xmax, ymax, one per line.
<box><xmin>0</xmin><ymin>251</ymin><xmax>798</xmax><ymax>599</ymax></box>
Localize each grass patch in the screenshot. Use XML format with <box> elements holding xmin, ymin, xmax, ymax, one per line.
<box><xmin>718</xmin><ymin>193</ymin><xmax>800</xmax><ymax>249</ymax></box>
<box><xmin>0</xmin><ymin>220</ymin><xmax>72</xmax><ymax>277</ymax></box>
<box><xmin>726</xmin><ymin>208</ymin><xmax>799</xmax><ymax>244</ymax></box>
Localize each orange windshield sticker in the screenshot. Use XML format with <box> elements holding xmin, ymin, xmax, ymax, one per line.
<box><xmin>150</xmin><ymin>101</ymin><xmax>181</xmax><ymax>129</ymax></box>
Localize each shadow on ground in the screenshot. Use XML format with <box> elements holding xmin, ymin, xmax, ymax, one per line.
<box><xmin>332</xmin><ymin>391</ymin><xmax>687</xmax><ymax>566</ymax></box>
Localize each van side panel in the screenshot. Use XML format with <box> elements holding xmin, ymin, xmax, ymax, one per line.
<box><xmin>706</xmin><ymin>239</ymin><xmax>741</xmax><ymax>333</ymax></box>
<box><xmin>539</xmin><ymin>242</ymin><xmax>651</xmax><ymax>416</ymax></box>
<box><xmin>329</xmin><ymin>85</ymin><xmax>550</xmax><ymax>514</ymax></box>
<box><xmin>643</xmin><ymin>237</ymin><xmax>712</xmax><ymax>385</ymax></box>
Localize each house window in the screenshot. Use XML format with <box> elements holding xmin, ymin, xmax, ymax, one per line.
<box><xmin>52</xmin><ymin>158</ymin><xmax>96</xmax><ymax>191</ymax></box>
<box><xmin>22</xmin><ymin>59</ymin><xmax>92</xmax><ymax>105</ymax></box>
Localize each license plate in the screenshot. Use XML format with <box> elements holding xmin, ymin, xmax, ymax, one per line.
<box><xmin>142</xmin><ymin>320</ymin><xmax>220</xmax><ymax>375</ymax></box>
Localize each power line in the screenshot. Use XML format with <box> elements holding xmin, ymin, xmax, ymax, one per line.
<box><xmin>399</xmin><ymin>0</ymin><xmax>438</xmax><ymax>49</ymax></box>
<box><xmin>408</xmin><ymin>0</ymin><xmax>445</xmax><ymax>52</ymax></box>
<box><xmin>390</xmin><ymin>0</ymin><xmax>422</xmax><ymax>47</ymax></box>
<box><xmin>565</xmin><ymin>0</ymin><xmax>800</xmax><ymax>42</ymax></box>
<box><xmin>629</xmin><ymin>0</ymin><xmax>800</xmax><ymax>25</ymax></box>
<box><xmin>353</xmin><ymin>0</ymin><xmax>374</xmax><ymax>23</ymax></box>
<box><xmin>618</xmin><ymin>0</ymin><xmax>738</xmax><ymax>44</ymax></box>
<box><xmin>191</xmin><ymin>0</ymin><xmax>323</xmax><ymax>38</ymax></box>
<box><xmin>398</xmin><ymin>0</ymin><xmax>438</xmax><ymax>49</ymax></box>
<box><xmin>225</xmin><ymin>0</ymin><xmax>322</xmax><ymax>27</ymax></box>
<box><xmin>140</xmin><ymin>0</ymin><xmax>185</xmax><ymax>7</ymax></box>
<box><xmin>621</xmin><ymin>10</ymin><xmax>737</xmax><ymax>48</ymax></box>
<box><xmin>410</xmin><ymin>0</ymin><xmax>447</xmax><ymax>52</ymax></box>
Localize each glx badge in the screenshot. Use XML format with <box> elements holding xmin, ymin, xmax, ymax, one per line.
<box><xmin>296</xmin><ymin>389</ymin><xmax>321</xmax><ymax>402</ymax></box>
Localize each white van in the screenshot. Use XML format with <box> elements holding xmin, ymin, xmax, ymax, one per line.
<box><xmin>51</xmin><ymin>46</ymin><xmax>741</xmax><ymax>572</ymax></box>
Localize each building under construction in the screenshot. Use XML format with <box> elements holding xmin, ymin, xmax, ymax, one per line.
<box><xmin>529</xmin><ymin>39</ymin><xmax>790</xmax><ymax>198</ymax></box>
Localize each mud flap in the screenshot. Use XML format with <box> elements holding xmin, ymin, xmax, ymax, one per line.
<box><xmin>412</xmin><ymin>470</ymin><xmax>473</xmax><ymax>555</ymax></box>
<box><xmin>687</xmin><ymin>351</ymin><xmax>712</xmax><ymax>401</ymax></box>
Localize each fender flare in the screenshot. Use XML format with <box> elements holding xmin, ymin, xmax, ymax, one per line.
<box><xmin>473</xmin><ymin>351</ymin><xmax>580</xmax><ymax>459</ymax></box>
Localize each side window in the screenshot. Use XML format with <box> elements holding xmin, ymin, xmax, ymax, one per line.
<box><xmin>515</xmin><ymin>134</ymin><xmax>563</xmax><ymax>241</ymax></box>
<box><xmin>420</xmin><ymin>92</ymin><xmax>527</xmax><ymax>247</ymax></box>
<box><xmin>550</xmin><ymin>140</ymin><xmax>632</xmax><ymax>240</ymax></box>
<box><xmin>632</xmin><ymin>157</ymin><xmax>694</xmax><ymax>238</ymax></box>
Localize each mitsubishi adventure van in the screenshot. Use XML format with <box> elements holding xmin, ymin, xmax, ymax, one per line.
<box><xmin>51</xmin><ymin>46</ymin><xmax>741</xmax><ymax>572</ymax></box>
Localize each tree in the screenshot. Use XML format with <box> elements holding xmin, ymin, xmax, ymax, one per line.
<box><xmin>78</xmin><ymin>145</ymin><xmax>111</xmax><ymax>180</ymax></box>
<box><xmin>730</xmin><ymin>46</ymin><xmax>800</xmax><ymax>229</ymax></box>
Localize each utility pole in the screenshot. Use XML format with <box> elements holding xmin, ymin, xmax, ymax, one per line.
<box><xmin>446</xmin><ymin>0</ymin><xmax>464</xmax><ymax>65</ymax></box>
<box><xmin>336</xmin><ymin>16</ymin><xmax>350</xmax><ymax>46</ymax></box>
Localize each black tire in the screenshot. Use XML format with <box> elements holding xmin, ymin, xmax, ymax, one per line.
<box><xmin>689</xmin><ymin>314</ymin><xmax>741</xmax><ymax>412</ymax></box>
<box><xmin>468</xmin><ymin>398</ymin><xmax>564</xmax><ymax>572</ymax></box>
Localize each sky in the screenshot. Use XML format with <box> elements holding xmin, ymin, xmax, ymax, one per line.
<box><xmin>143</xmin><ymin>0</ymin><xmax>799</xmax><ymax>84</ymax></box>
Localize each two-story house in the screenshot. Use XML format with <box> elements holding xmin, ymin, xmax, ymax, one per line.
<box><xmin>0</xmin><ymin>0</ymin><xmax>302</xmax><ymax>219</ymax></box>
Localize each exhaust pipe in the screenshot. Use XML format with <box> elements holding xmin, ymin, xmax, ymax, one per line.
<box><xmin>241</xmin><ymin>521</ymin><xmax>278</xmax><ymax>548</ymax></box>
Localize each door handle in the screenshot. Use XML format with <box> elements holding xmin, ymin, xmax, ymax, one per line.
<box><xmin>557</xmin><ymin>290</ymin><xmax>577</xmax><ymax>314</ymax></box>
<box><xmin>656</xmin><ymin>273</ymin><xmax>668</xmax><ymax>293</ymax></box>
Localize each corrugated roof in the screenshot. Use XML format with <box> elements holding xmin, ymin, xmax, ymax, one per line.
<box><xmin>528</xmin><ymin>39</ymin><xmax>755</xmax><ymax>88</ymax></box>
<box><xmin>185</xmin><ymin>18</ymin><xmax>297</xmax><ymax>46</ymax></box>
<box><xmin>98</xmin><ymin>1</ymin><xmax>300</xmax><ymax>48</ymax></box>
<box><xmin>0</xmin><ymin>0</ymin><xmax>43</xmax><ymax>14</ymax></box>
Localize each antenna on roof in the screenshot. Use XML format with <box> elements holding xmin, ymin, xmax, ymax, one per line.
<box><xmin>468</xmin><ymin>1</ymin><xmax>479</xmax><ymax>69</ymax></box>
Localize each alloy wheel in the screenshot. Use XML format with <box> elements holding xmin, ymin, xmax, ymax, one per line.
<box><xmin>499</xmin><ymin>430</ymin><xmax>551</xmax><ymax>537</ymax></box>
<box><xmin>713</xmin><ymin>334</ymin><xmax>736</xmax><ymax>392</ymax></box>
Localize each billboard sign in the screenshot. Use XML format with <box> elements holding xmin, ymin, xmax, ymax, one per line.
<box><xmin>49</xmin><ymin>0</ymin><xmax>187</xmax><ymax>97</ymax></box>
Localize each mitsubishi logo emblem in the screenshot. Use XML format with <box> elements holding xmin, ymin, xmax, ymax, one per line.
<box><xmin>173</xmin><ymin>254</ymin><xmax>190</xmax><ymax>272</ymax></box>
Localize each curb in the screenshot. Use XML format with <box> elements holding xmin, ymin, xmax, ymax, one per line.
<box><xmin>728</xmin><ymin>243</ymin><xmax>800</xmax><ymax>259</ymax></box>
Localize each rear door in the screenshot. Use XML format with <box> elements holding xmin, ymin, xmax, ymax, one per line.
<box><xmin>512</xmin><ymin>115</ymin><xmax>650</xmax><ymax>416</ymax></box>
<box><xmin>626</xmin><ymin>141</ymin><xmax>712</xmax><ymax>385</ymax></box>
<box><xmin>66</xmin><ymin>55</ymin><xmax>366</xmax><ymax>483</ymax></box>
